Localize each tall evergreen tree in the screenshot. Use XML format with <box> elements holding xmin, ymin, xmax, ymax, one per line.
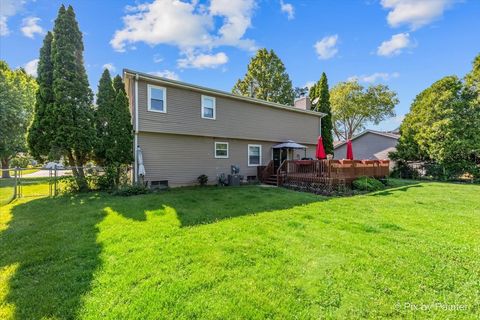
<box><xmin>308</xmin><ymin>82</ymin><xmax>318</xmax><ymax>104</ymax></box>
<box><xmin>27</xmin><ymin>31</ymin><xmax>54</xmax><ymax>161</ymax></box>
<box><xmin>51</xmin><ymin>5</ymin><xmax>95</xmax><ymax>190</ymax></box>
<box><xmin>94</xmin><ymin>71</ymin><xmax>133</xmax><ymax>188</ymax></box>
<box><xmin>310</xmin><ymin>73</ymin><xmax>334</xmax><ymax>155</ymax></box>
<box><xmin>94</xmin><ymin>69</ymin><xmax>116</xmax><ymax>165</ymax></box>
<box><xmin>109</xmin><ymin>89</ymin><xmax>133</xmax><ymax>186</ymax></box>
<box><xmin>113</xmin><ymin>75</ymin><xmax>126</xmax><ymax>95</ymax></box>
<box><xmin>232</xmin><ymin>48</ymin><xmax>294</xmax><ymax>105</ymax></box>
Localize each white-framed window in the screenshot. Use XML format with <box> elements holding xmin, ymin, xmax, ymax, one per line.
<box><xmin>147</xmin><ymin>84</ymin><xmax>167</xmax><ymax>113</ymax></box>
<box><xmin>201</xmin><ymin>95</ymin><xmax>216</xmax><ymax>120</ymax></box>
<box><xmin>248</xmin><ymin>144</ymin><xmax>262</xmax><ymax>166</ymax></box>
<box><xmin>215</xmin><ymin>142</ymin><xmax>229</xmax><ymax>158</ymax></box>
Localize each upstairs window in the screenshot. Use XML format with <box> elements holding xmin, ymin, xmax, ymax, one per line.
<box><xmin>248</xmin><ymin>144</ymin><xmax>262</xmax><ymax>166</ymax></box>
<box><xmin>148</xmin><ymin>84</ymin><xmax>166</xmax><ymax>113</ymax></box>
<box><xmin>201</xmin><ymin>95</ymin><xmax>216</xmax><ymax>119</ymax></box>
<box><xmin>215</xmin><ymin>142</ymin><xmax>229</xmax><ymax>158</ymax></box>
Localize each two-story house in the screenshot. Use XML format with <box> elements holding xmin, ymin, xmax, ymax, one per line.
<box><xmin>123</xmin><ymin>69</ymin><xmax>325</xmax><ymax>187</ymax></box>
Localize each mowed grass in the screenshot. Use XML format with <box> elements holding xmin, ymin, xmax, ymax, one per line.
<box><xmin>0</xmin><ymin>177</ymin><xmax>50</xmax><ymax>206</ymax></box>
<box><xmin>0</xmin><ymin>181</ymin><xmax>479</xmax><ymax>319</ymax></box>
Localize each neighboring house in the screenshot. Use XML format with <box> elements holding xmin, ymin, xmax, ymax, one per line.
<box><xmin>123</xmin><ymin>70</ymin><xmax>325</xmax><ymax>187</ymax></box>
<box><xmin>334</xmin><ymin>130</ymin><xmax>400</xmax><ymax>166</ymax></box>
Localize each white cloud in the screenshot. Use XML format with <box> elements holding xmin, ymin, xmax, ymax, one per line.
<box><xmin>111</xmin><ymin>0</ymin><xmax>256</xmax><ymax>54</ymax></box>
<box><xmin>149</xmin><ymin>70</ymin><xmax>180</xmax><ymax>80</ymax></box>
<box><xmin>23</xmin><ymin>58</ymin><xmax>39</xmax><ymax>77</ymax></box>
<box><xmin>347</xmin><ymin>72</ymin><xmax>400</xmax><ymax>83</ymax></box>
<box><xmin>178</xmin><ymin>51</ymin><xmax>228</xmax><ymax>69</ymax></box>
<box><xmin>304</xmin><ymin>81</ymin><xmax>315</xmax><ymax>89</ymax></box>
<box><xmin>21</xmin><ymin>17</ymin><xmax>44</xmax><ymax>38</ymax></box>
<box><xmin>102</xmin><ymin>63</ymin><xmax>116</xmax><ymax>73</ymax></box>
<box><xmin>381</xmin><ymin>0</ymin><xmax>456</xmax><ymax>30</ymax></box>
<box><xmin>111</xmin><ymin>1</ymin><xmax>212</xmax><ymax>52</ymax></box>
<box><xmin>0</xmin><ymin>0</ymin><xmax>27</xmax><ymax>36</ymax></box>
<box><xmin>280</xmin><ymin>0</ymin><xmax>294</xmax><ymax>20</ymax></box>
<box><xmin>0</xmin><ymin>16</ymin><xmax>8</xmax><ymax>36</ymax></box>
<box><xmin>153</xmin><ymin>54</ymin><xmax>163</xmax><ymax>63</ymax></box>
<box><xmin>314</xmin><ymin>35</ymin><xmax>339</xmax><ymax>60</ymax></box>
<box><xmin>209</xmin><ymin>0</ymin><xmax>256</xmax><ymax>49</ymax></box>
<box><xmin>377</xmin><ymin>33</ymin><xmax>411</xmax><ymax>56</ymax></box>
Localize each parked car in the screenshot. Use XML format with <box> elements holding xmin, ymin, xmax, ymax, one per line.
<box><xmin>43</xmin><ymin>162</ymin><xmax>65</xmax><ymax>169</ymax></box>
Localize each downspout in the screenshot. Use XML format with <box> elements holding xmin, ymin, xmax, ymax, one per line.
<box><xmin>319</xmin><ymin>116</ymin><xmax>322</xmax><ymax>137</ymax></box>
<box><xmin>134</xmin><ymin>73</ymin><xmax>139</xmax><ymax>183</ymax></box>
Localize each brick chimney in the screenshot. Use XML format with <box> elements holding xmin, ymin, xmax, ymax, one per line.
<box><xmin>294</xmin><ymin>96</ymin><xmax>311</xmax><ymax>110</ymax></box>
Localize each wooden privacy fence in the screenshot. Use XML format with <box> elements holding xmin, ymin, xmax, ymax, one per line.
<box><xmin>264</xmin><ymin>159</ymin><xmax>389</xmax><ymax>187</ymax></box>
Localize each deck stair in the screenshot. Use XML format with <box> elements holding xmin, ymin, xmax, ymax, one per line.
<box><xmin>263</xmin><ymin>174</ymin><xmax>278</xmax><ymax>186</ymax></box>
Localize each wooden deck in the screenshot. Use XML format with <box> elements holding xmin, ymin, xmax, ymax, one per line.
<box><xmin>259</xmin><ymin>159</ymin><xmax>390</xmax><ymax>187</ymax></box>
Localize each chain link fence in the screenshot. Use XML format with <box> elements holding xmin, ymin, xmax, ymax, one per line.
<box><xmin>0</xmin><ymin>166</ymin><xmax>108</xmax><ymax>205</ymax></box>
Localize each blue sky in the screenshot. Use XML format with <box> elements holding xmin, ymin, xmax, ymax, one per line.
<box><xmin>1</xmin><ymin>0</ymin><xmax>479</xmax><ymax>131</ymax></box>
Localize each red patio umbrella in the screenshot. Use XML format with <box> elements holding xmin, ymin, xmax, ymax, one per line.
<box><xmin>316</xmin><ymin>136</ymin><xmax>326</xmax><ymax>159</ymax></box>
<box><xmin>346</xmin><ymin>140</ymin><xmax>354</xmax><ymax>160</ymax></box>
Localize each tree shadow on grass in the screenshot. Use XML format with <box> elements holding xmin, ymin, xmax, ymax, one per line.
<box><xmin>0</xmin><ymin>195</ymin><xmax>105</xmax><ymax>319</ymax></box>
<box><xmin>110</xmin><ymin>186</ymin><xmax>325</xmax><ymax>227</ymax></box>
<box><xmin>371</xmin><ymin>183</ymin><xmax>422</xmax><ymax>197</ymax></box>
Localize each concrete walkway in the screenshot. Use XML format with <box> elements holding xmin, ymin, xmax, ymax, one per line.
<box><xmin>22</xmin><ymin>170</ymin><xmax>72</xmax><ymax>178</ymax></box>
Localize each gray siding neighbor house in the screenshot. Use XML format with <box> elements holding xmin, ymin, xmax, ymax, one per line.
<box><xmin>124</xmin><ymin>70</ymin><xmax>325</xmax><ymax>187</ymax></box>
<box><xmin>334</xmin><ymin>130</ymin><xmax>400</xmax><ymax>167</ymax></box>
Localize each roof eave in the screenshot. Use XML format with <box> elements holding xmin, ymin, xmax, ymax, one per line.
<box><xmin>333</xmin><ymin>130</ymin><xmax>400</xmax><ymax>149</ymax></box>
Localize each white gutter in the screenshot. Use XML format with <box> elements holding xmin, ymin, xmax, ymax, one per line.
<box><xmin>134</xmin><ymin>73</ymin><xmax>139</xmax><ymax>183</ymax></box>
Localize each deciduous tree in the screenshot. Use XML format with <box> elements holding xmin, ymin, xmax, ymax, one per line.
<box><xmin>232</xmin><ymin>49</ymin><xmax>294</xmax><ymax>105</ymax></box>
<box><xmin>0</xmin><ymin>61</ymin><xmax>37</xmax><ymax>178</ymax></box>
<box><xmin>393</xmin><ymin>75</ymin><xmax>480</xmax><ymax>178</ymax></box>
<box><xmin>294</xmin><ymin>86</ymin><xmax>308</xmax><ymax>99</ymax></box>
<box><xmin>330</xmin><ymin>81</ymin><xmax>398</xmax><ymax>140</ymax></box>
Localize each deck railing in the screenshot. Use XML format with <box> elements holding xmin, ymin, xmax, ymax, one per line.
<box><xmin>263</xmin><ymin>159</ymin><xmax>390</xmax><ymax>186</ymax></box>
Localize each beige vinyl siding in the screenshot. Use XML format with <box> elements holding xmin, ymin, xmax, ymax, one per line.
<box><xmin>139</xmin><ymin>132</ymin><xmax>316</xmax><ymax>186</ymax></box>
<box><xmin>137</xmin><ymin>80</ymin><xmax>320</xmax><ymax>145</ymax></box>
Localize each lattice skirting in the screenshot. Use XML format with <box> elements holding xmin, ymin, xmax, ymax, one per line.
<box><xmin>282</xmin><ymin>178</ymin><xmax>351</xmax><ymax>195</ymax></box>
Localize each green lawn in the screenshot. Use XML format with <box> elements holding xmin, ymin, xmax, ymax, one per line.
<box><xmin>0</xmin><ymin>177</ymin><xmax>50</xmax><ymax>206</ymax></box>
<box><xmin>0</xmin><ymin>181</ymin><xmax>479</xmax><ymax>319</ymax></box>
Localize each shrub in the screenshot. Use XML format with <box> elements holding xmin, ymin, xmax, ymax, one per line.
<box><xmin>390</xmin><ymin>161</ymin><xmax>420</xmax><ymax>179</ymax></box>
<box><xmin>352</xmin><ymin>177</ymin><xmax>385</xmax><ymax>192</ymax></box>
<box><xmin>58</xmin><ymin>175</ymin><xmax>98</xmax><ymax>194</ymax></box>
<box><xmin>113</xmin><ymin>184</ymin><xmax>150</xmax><ymax>196</ymax></box>
<box><xmin>10</xmin><ymin>154</ymin><xmax>32</xmax><ymax>168</ymax></box>
<box><xmin>95</xmin><ymin>165</ymin><xmax>131</xmax><ymax>191</ymax></box>
<box><xmin>197</xmin><ymin>174</ymin><xmax>208</xmax><ymax>186</ymax></box>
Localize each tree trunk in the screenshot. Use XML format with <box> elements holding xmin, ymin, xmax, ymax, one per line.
<box><xmin>76</xmin><ymin>166</ymin><xmax>88</xmax><ymax>192</ymax></box>
<box><xmin>67</xmin><ymin>150</ymin><xmax>88</xmax><ymax>192</ymax></box>
<box><xmin>115</xmin><ymin>165</ymin><xmax>121</xmax><ymax>189</ymax></box>
<box><xmin>1</xmin><ymin>158</ymin><xmax>11</xmax><ymax>179</ymax></box>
